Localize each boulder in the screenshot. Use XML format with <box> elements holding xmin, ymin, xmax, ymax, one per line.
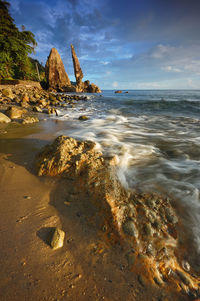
<box><xmin>0</xmin><ymin>112</ymin><xmax>11</xmax><ymax>123</ymax></box>
<box><xmin>1</xmin><ymin>88</ymin><xmax>14</xmax><ymax>99</ymax></box>
<box><xmin>45</xmin><ymin>48</ymin><xmax>71</xmax><ymax>90</ymax></box>
<box><xmin>115</xmin><ymin>90</ymin><xmax>122</xmax><ymax>93</ymax></box>
<box><xmin>6</xmin><ymin>106</ymin><xmax>27</xmax><ymax>119</ymax></box>
<box><xmin>78</xmin><ymin>115</ymin><xmax>89</xmax><ymax>121</ymax></box>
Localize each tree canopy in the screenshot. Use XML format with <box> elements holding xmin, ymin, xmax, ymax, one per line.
<box><xmin>0</xmin><ymin>0</ymin><xmax>39</xmax><ymax>79</ymax></box>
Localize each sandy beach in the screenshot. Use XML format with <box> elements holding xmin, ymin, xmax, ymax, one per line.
<box><xmin>0</xmin><ymin>116</ymin><xmax>192</xmax><ymax>301</ymax></box>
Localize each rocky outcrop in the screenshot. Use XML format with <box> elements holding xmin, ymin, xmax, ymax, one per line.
<box><xmin>36</xmin><ymin>135</ymin><xmax>200</xmax><ymax>297</ymax></box>
<box><xmin>71</xmin><ymin>44</ymin><xmax>84</xmax><ymax>92</ymax></box>
<box><xmin>71</xmin><ymin>44</ymin><xmax>101</xmax><ymax>93</ymax></box>
<box><xmin>45</xmin><ymin>48</ymin><xmax>71</xmax><ymax>90</ymax></box>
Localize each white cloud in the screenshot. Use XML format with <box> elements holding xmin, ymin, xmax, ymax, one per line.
<box><xmin>112</xmin><ymin>81</ymin><xmax>118</xmax><ymax>88</ymax></box>
<box><xmin>162</xmin><ymin>66</ymin><xmax>181</xmax><ymax>73</ymax></box>
<box><xmin>151</xmin><ymin>44</ymin><xmax>175</xmax><ymax>59</ymax></box>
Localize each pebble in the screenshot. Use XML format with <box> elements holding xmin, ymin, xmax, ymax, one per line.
<box><xmin>50</xmin><ymin>227</ymin><xmax>65</xmax><ymax>250</ymax></box>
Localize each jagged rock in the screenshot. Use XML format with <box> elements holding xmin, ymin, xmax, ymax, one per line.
<box><xmin>50</xmin><ymin>227</ymin><xmax>65</xmax><ymax>250</ymax></box>
<box><xmin>6</xmin><ymin>106</ymin><xmax>27</xmax><ymax>119</ymax></box>
<box><xmin>0</xmin><ymin>112</ymin><xmax>11</xmax><ymax>123</ymax></box>
<box><xmin>71</xmin><ymin>44</ymin><xmax>84</xmax><ymax>92</ymax></box>
<box><xmin>45</xmin><ymin>48</ymin><xmax>71</xmax><ymax>90</ymax></box>
<box><xmin>87</xmin><ymin>83</ymin><xmax>101</xmax><ymax>93</ymax></box>
<box><xmin>71</xmin><ymin>44</ymin><xmax>101</xmax><ymax>93</ymax></box>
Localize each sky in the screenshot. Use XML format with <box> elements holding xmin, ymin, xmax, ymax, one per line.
<box><xmin>9</xmin><ymin>0</ymin><xmax>200</xmax><ymax>89</ymax></box>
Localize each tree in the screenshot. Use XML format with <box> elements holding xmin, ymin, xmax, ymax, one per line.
<box><xmin>0</xmin><ymin>0</ymin><xmax>37</xmax><ymax>79</ymax></box>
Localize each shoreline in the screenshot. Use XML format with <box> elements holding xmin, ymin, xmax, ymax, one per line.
<box><xmin>0</xmin><ymin>85</ymin><xmax>197</xmax><ymax>300</ymax></box>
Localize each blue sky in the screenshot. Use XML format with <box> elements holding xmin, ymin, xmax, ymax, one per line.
<box><xmin>10</xmin><ymin>0</ymin><xmax>200</xmax><ymax>89</ymax></box>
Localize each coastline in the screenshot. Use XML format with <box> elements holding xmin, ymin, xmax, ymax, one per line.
<box><xmin>0</xmin><ymin>85</ymin><xmax>196</xmax><ymax>300</ymax></box>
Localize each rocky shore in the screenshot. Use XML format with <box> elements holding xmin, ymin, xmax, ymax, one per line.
<box><xmin>0</xmin><ymin>84</ymin><xmax>199</xmax><ymax>301</ymax></box>
<box><xmin>0</xmin><ymin>84</ymin><xmax>90</xmax><ymax>127</ymax></box>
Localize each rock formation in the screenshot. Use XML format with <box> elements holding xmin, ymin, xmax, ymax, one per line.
<box><xmin>71</xmin><ymin>44</ymin><xmax>84</xmax><ymax>92</ymax></box>
<box><xmin>71</xmin><ymin>44</ymin><xmax>101</xmax><ymax>93</ymax></box>
<box><xmin>45</xmin><ymin>48</ymin><xmax>71</xmax><ymax>90</ymax></box>
<box><xmin>36</xmin><ymin>135</ymin><xmax>200</xmax><ymax>298</ymax></box>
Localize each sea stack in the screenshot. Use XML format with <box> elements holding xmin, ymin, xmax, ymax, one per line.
<box><xmin>45</xmin><ymin>48</ymin><xmax>71</xmax><ymax>90</ymax></box>
<box><xmin>71</xmin><ymin>44</ymin><xmax>84</xmax><ymax>92</ymax></box>
<box><xmin>71</xmin><ymin>44</ymin><xmax>101</xmax><ymax>93</ymax></box>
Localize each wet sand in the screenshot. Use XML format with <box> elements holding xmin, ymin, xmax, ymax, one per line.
<box><xmin>0</xmin><ymin>120</ymin><xmax>190</xmax><ymax>301</ymax></box>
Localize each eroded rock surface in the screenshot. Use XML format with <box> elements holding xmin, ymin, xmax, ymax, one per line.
<box><xmin>45</xmin><ymin>48</ymin><xmax>71</xmax><ymax>90</ymax></box>
<box><xmin>71</xmin><ymin>44</ymin><xmax>84</xmax><ymax>92</ymax></box>
<box><xmin>71</xmin><ymin>44</ymin><xmax>101</xmax><ymax>93</ymax></box>
<box><xmin>36</xmin><ymin>135</ymin><xmax>200</xmax><ymax>298</ymax></box>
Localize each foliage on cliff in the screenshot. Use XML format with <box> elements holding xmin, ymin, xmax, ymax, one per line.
<box><xmin>0</xmin><ymin>0</ymin><xmax>43</xmax><ymax>80</ymax></box>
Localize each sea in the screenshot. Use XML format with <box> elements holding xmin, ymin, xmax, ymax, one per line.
<box><xmin>51</xmin><ymin>89</ymin><xmax>200</xmax><ymax>252</ymax></box>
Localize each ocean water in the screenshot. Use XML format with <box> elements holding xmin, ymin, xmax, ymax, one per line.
<box><xmin>52</xmin><ymin>90</ymin><xmax>200</xmax><ymax>252</ymax></box>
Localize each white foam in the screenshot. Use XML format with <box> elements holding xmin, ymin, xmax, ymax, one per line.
<box><xmin>55</xmin><ymin>103</ymin><xmax>200</xmax><ymax>253</ymax></box>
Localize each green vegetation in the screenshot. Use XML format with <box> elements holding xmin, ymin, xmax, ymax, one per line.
<box><xmin>0</xmin><ymin>0</ymin><xmax>44</xmax><ymax>81</ymax></box>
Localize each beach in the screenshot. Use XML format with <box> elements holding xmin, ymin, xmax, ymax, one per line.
<box><xmin>0</xmin><ymin>86</ymin><xmax>200</xmax><ymax>300</ymax></box>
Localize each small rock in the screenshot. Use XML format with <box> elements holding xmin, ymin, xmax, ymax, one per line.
<box><xmin>78</xmin><ymin>115</ymin><xmax>89</xmax><ymax>121</ymax></box>
<box><xmin>33</xmin><ymin>106</ymin><xmax>43</xmax><ymax>113</ymax></box>
<box><xmin>6</xmin><ymin>106</ymin><xmax>26</xmax><ymax>119</ymax></box>
<box><xmin>122</xmin><ymin>220</ymin><xmax>138</xmax><ymax>237</ymax></box>
<box><xmin>1</xmin><ymin>88</ymin><xmax>14</xmax><ymax>99</ymax></box>
<box><xmin>21</xmin><ymin>93</ymin><xmax>29</xmax><ymax>102</ymax></box>
<box><xmin>50</xmin><ymin>227</ymin><xmax>65</xmax><ymax>250</ymax></box>
<box><xmin>165</xmin><ymin>207</ymin><xmax>178</xmax><ymax>224</ymax></box>
<box><xmin>115</xmin><ymin>90</ymin><xmax>122</xmax><ymax>93</ymax></box>
<box><xmin>22</xmin><ymin>116</ymin><xmax>39</xmax><ymax>124</ymax></box>
<box><xmin>182</xmin><ymin>261</ymin><xmax>190</xmax><ymax>272</ymax></box>
<box><xmin>146</xmin><ymin>198</ymin><xmax>155</xmax><ymax>208</ymax></box>
<box><xmin>143</xmin><ymin>223</ymin><xmax>153</xmax><ymax>236</ymax></box>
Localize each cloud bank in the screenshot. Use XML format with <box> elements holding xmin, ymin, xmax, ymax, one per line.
<box><xmin>10</xmin><ymin>0</ymin><xmax>200</xmax><ymax>89</ymax></box>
